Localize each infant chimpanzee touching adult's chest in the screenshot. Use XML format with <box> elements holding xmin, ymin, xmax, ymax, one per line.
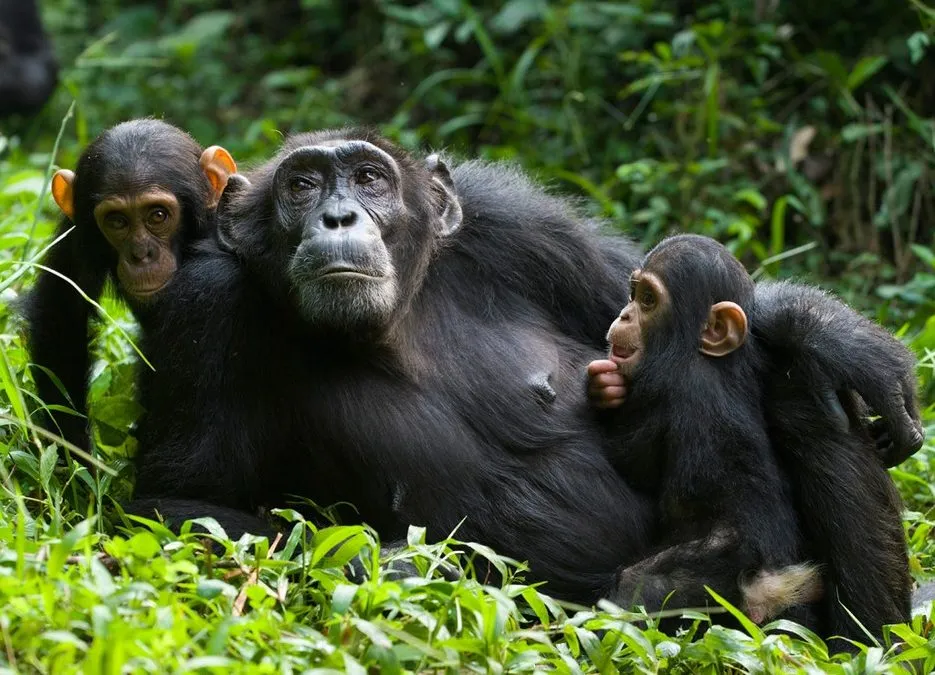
<box><xmin>587</xmin><ymin>234</ymin><xmax>819</xmax><ymax>626</ymax></box>
<box><xmin>587</xmin><ymin>234</ymin><xmax>913</xmax><ymax>648</ymax></box>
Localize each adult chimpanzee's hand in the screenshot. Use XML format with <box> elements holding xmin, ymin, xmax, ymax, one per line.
<box><xmin>752</xmin><ymin>280</ymin><xmax>925</xmax><ymax>468</ymax></box>
<box><xmin>856</xmin><ymin>376</ymin><xmax>925</xmax><ymax>467</ymax></box>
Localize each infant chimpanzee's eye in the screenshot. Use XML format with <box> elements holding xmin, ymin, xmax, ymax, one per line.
<box><xmin>105</xmin><ymin>214</ymin><xmax>129</xmax><ymax>230</ymax></box>
<box><xmin>639</xmin><ymin>288</ymin><xmax>656</xmax><ymax>311</ymax></box>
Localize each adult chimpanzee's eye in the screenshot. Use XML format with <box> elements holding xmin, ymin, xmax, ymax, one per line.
<box><xmin>290</xmin><ymin>176</ymin><xmax>317</xmax><ymax>193</ymax></box>
<box><xmin>149</xmin><ymin>208</ymin><xmax>168</xmax><ymax>224</ymax></box>
<box><xmin>356</xmin><ymin>167</ymin><xmax>381</xmax><ymax>185</ymax></box>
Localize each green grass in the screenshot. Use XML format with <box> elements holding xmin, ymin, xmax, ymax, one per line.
<box><xmin>0</xmin><ymin>124</ymin><xmax>932</xmax><ymax>673</ymax></box>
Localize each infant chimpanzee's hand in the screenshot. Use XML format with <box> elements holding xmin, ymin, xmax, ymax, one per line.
<box><xmin>586</xmin><ymin>359</ymin><xmax>627</xmax><ymax>408</ymax></box>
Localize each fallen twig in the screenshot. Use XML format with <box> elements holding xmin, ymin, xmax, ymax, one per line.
<box><xmin>233</xmin><ymin>533</ymin><xmax>282</xmax><ymax>616</ymax></box>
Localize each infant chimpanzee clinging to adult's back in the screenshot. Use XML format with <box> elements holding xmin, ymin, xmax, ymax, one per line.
<box><xmin>587</xmin><ymin>233</ymin><xmax>911</xmax><ymax>646</ymax></box>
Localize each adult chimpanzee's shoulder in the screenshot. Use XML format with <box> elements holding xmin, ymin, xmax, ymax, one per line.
<box><xmin>190</xmin><ymin>237</ymin><xmax>243</xmax><ymax>279</ymax></box>
<box><xmin>427</xmin><ymin>158</ymin><xmax>639</xmax><ymax>343</ymax></box>
<box><xmin>138</xmin><ymin>240</ymin><xmax>245</xmax><ymax>345</ymax></box>
<box><xmin>168</xmin><ymin>239</ymin><xmax>248</xmax><ymax>310</ymax></box>
<box><xmin>448</xmin><ymin>158</ymin><xmax>639</xmax><ymax>266</ymax></box>
<box><xmin>450</xmin><ymin>159</ymin><xmax>588</xmax><ymax>229</ymax></box>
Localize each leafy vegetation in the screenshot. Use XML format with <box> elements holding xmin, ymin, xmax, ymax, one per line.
<box><xmin>0</xmin><ymin>0</ymin><xmax>933</xmax><ymax>671</ymax></box>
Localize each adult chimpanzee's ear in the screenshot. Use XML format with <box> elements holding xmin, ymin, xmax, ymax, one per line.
<box><xmin>51</xmin><ymin>169</ymin><xmax>75</xmax><ymax>219</ymax></box>
<box><xmin>215</xmin><ymin>173</ymin><xmax>253</xmax><ymax>252</ymax></box>
<box><xmin>700</xmin><ymin>301</ymin><xmax>748</xmax><ymax>357</ymax></box>
<box><xmin>425</xmin><ymin>153</ymin><xmax>463</xmax><ymax>236</ymax></box>
<box><xmin>200</xmin><ymin>145</ymin><xmax>238</xmax><ymax>208</ymax></box>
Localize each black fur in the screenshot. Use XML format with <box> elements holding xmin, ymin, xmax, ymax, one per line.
<box><xmin>753</xmin><ymin>281</ymin><xmax>913</xmax><ymax>646</ymax></box>
<box><xmin>602</xmin><ymin>239</ymin><xmax>915</xmax><ymax>643</ymax></box>
<box><xmin>128</xmin><ymin>128</ymin><xmax>654</xmax><ymax>601</ymax></box>
<box><xmin>54</xmin><ymin>128</ymin><xmax>920</xmax><ymax>614</ymax></box>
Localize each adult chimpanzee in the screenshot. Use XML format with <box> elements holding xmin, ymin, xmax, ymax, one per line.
<box><xmin>128</xmin><ymin>131</ymin><xmax>655</xmax><ymax>600</ymax></box>
<box><xmin>586</xmin><ymin>234</ymin><xmax>816</xmax><ymax>624</ymax></box>
<box><xmin>0</xmin><ymin>0</ymin><xmax>58</xmax><ymax>117</ymax></box>
<box><xmin>588</xmin><ymin>234</ymin><xmax>912</xmax><ymax>644</ymax></box>
<box><xmin>23</xmin><ymin>119</ymin><xmax>236</xmax><ymax>450</ymax></box>
<box><xmin>123</xmin><ymin>127</ymin><xmax>923</xmax><ymax>610</ymax></box>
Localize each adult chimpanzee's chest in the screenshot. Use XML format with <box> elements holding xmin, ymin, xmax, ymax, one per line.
<box><xmin>267</xmin><ymin>354</ymin><xmax>466</xmax><ymax>531</ymax></box>
<box><xmin>270</xmin><ymin>310</ymin><xmax>600</xmax><ymax>528</ymax></box>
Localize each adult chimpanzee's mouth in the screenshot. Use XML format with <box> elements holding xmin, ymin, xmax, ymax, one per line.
<box><xmin>610</xmin><ymin>344</ymin><xmax>638</xmax><ymax>363</ymax></box>
<box><xmin>313</xmin><ymin>264</ymin><xmax>384</xmax><ymax>281</ymax></box>
<box><xmin>315</xmin><ymin>270</ymin><xmax>383</xmax><ymax>280</ymax></box>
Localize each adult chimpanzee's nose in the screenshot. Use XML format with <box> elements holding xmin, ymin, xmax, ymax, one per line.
<box><xmin>321</xmin><ymin>203</ymin><xmax>358</xmax><ymax>229</ymax></box>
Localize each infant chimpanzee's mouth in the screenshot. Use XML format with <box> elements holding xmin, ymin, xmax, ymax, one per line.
<box><xmin>611</xmin><ymin>344</ymin><xmax>637</xmax><ymax>362</ymax></box>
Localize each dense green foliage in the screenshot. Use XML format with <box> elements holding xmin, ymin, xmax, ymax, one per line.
<box><xmin>0</xmin><ymin>0</ymin><xmax>933</xmax><ymax>671</ymax></box>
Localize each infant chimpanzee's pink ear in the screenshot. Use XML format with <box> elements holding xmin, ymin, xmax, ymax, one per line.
<box><xmin>700</xmin><ymin>301</ymin><xmax>747</xmax><ymax>357</ymax></box>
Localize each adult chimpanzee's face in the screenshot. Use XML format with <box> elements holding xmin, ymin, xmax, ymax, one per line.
<box><xmin>273</xmin><ymin>141</ymin><xmax>404</xmax><ymax>331</ymax></box>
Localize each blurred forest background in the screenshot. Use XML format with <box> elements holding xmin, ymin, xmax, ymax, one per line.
<box><xmin>8</xmin><ymin>0</ymin><xmax>933</xmax><ymax>392</ymax></box>
<box><xmin>0</xmin><ymin>1</ymin><xmax>934</xmax><ymax>670</ymax></box>
<box><xmin>4</xmin><ymin>0</ymin><xmax>935</xmax><ymax>313</ymax></box>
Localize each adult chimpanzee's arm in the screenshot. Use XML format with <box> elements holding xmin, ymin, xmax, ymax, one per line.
<box><xmin>752</xmin><ymin>280</ymin><xmax>924</xmax><ymax>466</ymax></box>
<box><xmin>21</xmin><ymin>228</ymin><xmax>108</xmax><ymax>450</ymax></box>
